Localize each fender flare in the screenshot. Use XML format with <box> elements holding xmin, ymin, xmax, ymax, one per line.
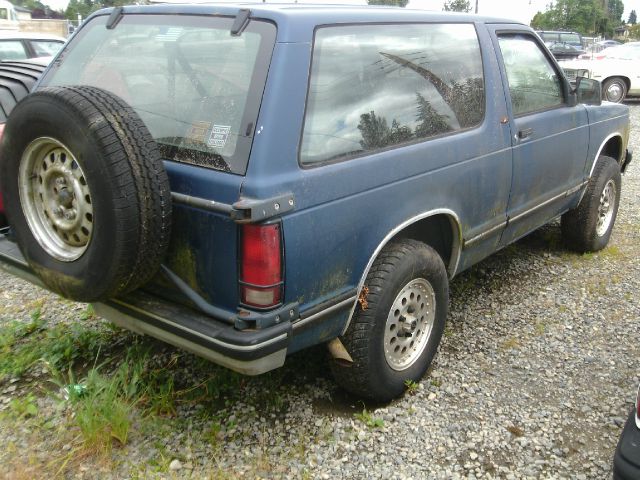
<box><xmin>340</xmin><ymin>208</ymin><xmax>462</xmax><ymax>335</ymax></box>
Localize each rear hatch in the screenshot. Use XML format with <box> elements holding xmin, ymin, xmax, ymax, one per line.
<box><xmin>38</xmin><ymin>10</ymin><xmax>277</xmax><ymax>311</ymax></box>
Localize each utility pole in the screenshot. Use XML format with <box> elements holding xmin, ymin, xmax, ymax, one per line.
<box><xmin>475</xmin><ymin>0</ymin><xmax>478</xmax><ymax>14</ymax></box>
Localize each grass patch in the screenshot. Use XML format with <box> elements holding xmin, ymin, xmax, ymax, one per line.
<box><xmin>0</xmin><ymin>309</ymin><xmax>116</xmax><ymax>380</ymax></box>
<box><xmin>354</xmin><ymin>408</ymin><xmax>384</xmax><ymax>429</ymax></box>
<box><xmin>50</xmin><ymin>347</ymin><xmax>148</xmax><ymax>452</ymax></box>
<box><xmin>404</xmin><ymin>379</ymin><xmax>419</xmax><ymax>394</ymax></box>
<box><xmin>500</xmin><ymin>337</ymin><xmax>520</xmax><ymax>351</ymax></box>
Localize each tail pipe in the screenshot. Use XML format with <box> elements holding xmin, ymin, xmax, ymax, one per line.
<box><xmin>327</xmin><ymin>337</ymin><xmax>353</xmax><ymax>365</ymax></box>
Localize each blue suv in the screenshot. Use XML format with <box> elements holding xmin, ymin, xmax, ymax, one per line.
<box><xmin>0</xmin><ymin>5</ymin><xmax>632</xmax><ymax>401</ymax></box>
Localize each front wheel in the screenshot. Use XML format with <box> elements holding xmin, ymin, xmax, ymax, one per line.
<box><xmin>561</xmin><ymin>155</ymin><xmax>621</xmax><ymax>253</ymax></box>
<box><xmin>331</xmin><ymin>239</ymin><xmax>448</xmax><ymax>402</ymax></box>
<box><xmin>602</xmin><ymin>77</ymin><xmax>627</xmax><ymax>103</ymax></box>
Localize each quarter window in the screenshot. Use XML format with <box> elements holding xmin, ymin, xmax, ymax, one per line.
<box><xmin>0</xmin><ymin>40</ymin><xmax>27</xmax><ymax>61</ymax></box>
<box><xmin>30</xmin><ymin>40</ymin><xmax>64</xmax><ymax>57</ymax></box>
<box><xmin>498</xmin><ymin>34</ymin><xmax>564</xmax><ymax>116</ymax></box>
<box><xmin>300</xmin><ymin>23</ymin><xmax>485</xmax><ymax>165</ymax></box>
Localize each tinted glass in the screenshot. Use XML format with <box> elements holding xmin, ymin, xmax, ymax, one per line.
<box><xmin>301</xmin><ymin>23</ymin><xmax>485</xmax><ymax>165</ymax></box>
<box><xmin>0</xmin><ymin>40</ymin><xmax>27</xmax><ymax>61</ymax></box>
<box><xmin>559</xmin><ymin>33</ymin><xmax>581</xmax><ymax>46</ymax></box>
<box><xmin>498</xmin><ymin>34</ymin><xmax>563</xmax><ymax>116</ymax></box>
<box><xmin>30</xmin><ymin>40</ymin><xmax>64</xmax><ymax>57</ymax></box>
<box><xmin>43</xmin><ymin>15</ymin><xmax>276</xmax><ymax>174</ymax></box>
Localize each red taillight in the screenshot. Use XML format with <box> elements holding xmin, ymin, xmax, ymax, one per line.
<box><xmin>240</xmin><ymin>223</ymin><xmax>283</xmax><ymax>308</ymax></box>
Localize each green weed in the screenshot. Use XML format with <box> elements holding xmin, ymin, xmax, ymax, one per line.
<box><xmin>0</xmin><ymin>315</ymin><xmax>115</xmax><ymax>379</ymax></box>
<box><xmin>404</xmin><ymin>379</ymin><xmax>419</xmax><ymax>394</ymax></box>
<box><xmin>354</xmin><ymin>408</ymin><xmax>384</xmax><ymax>429</ymax></box>
<box><xmin>49</xmin><ymin>347</ymin><xmax>147</xmax><ymax>452</ymax></box>
<box><xmin>500</xmin><ymin>337</ymin><xmax>520</xmax><ymax>351</ymax></box>
<box><xmin>5</xmin><ymin>393</ymin><xmax>38</xmax><ymax>419</ymax></box>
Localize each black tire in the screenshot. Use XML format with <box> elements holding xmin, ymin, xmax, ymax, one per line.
<box><xmin>561</xmin><ymin>155</ymin><xmax>621</xmax><ymax>253</ymax></box>
<box><xmin>0</xmin><ymin>86</ymin><xmax>171</xmax><ymax>301</ymax></box>
<box><xmin>331</xmin><ymin>239</ymin><xmax>448</xmax><ymax>402</ymax></box>
<box><xmin>602</xmin><ymin>77</ymin><xmax>627</xmax><ymax>103</ymax></box>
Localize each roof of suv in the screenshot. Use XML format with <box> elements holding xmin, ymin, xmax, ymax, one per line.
<box><xmin>91</xmin><ymin>4</ymin><xmax>525</xmax><ymax>43</ymax></box>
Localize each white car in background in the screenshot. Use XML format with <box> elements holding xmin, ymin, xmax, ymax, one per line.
<box><xmin>0</xmin><ymin>32</ymin><xmax>65</xmax><ymax>62</ymax></box>
<box><xmin>560</xmin><ymin>42</ymin><xmax>640</xmax><ymax>103</ymax></box>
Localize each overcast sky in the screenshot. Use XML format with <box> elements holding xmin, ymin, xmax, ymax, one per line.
<box><xmin>41</xmin><ymin>0</ymin><xmax>640</xmax><ymax>25</ymax></box>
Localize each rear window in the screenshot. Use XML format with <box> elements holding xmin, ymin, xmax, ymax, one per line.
<box><xmin>300</xmin><ymin>23</ymin><xmax>485</xmax><ymax>165</ymax></box>
<box><xmin>42</xmin><ymin>14</ymin><xmax>276</xmax><ymax>175</ymax></box>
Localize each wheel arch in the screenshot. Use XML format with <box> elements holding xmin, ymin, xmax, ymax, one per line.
<box><xmin>341</xmin><ymin>209</ymin><xmax>462</xmax><ymax>335</ymax></box>
<box><xmin>602</xmin><ymin>75</ymin><xmax>631</xmax><ymax>92</ymax></box>
<box><xmin>589</xmin><ymin>133</ymin><xmax>624</xmax><ymax>178</ymax></box>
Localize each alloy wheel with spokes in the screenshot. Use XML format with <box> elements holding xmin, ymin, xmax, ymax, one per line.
<box><xmin>596</xmin><ymin>179</ymin><xmax>616</xmax><ymax>237</ymax></box>
<box><xmin>384</xmin><ymin>278</ymin><xmax>436</xmax><ymax>371</ymax></box>
<box><xmin>331</xmin><ymin>239</ymin><xmax>448</xmax><ymax>402</ymax></box>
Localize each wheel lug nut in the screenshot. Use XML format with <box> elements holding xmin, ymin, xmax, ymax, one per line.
<box><xmin>55</xmin><ymin>177</ymin><xmax>66</xmax><ymax>186</ymax></box>
<box><xmin>63</xmin><ymin>210</ymin><xmax>76</xmax><ymax>220</ymax></box>
<box><xmin>52</xmin><ymin>207</ymin><xmax>63</xmax><ymax>218</ymax></box>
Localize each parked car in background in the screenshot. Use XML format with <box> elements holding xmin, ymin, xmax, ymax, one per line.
<box><xmin>613</xmin><ymin>383</ymin><xmax>640</xmax><ymax>479</ymax></box>
<box><xmin>0</xmin><ymin>57</ymin><xmax>50</xmax><ymax>226</ymax></box>
<box><xmin>561</xmin><ymin>43</ymin><xmax>640</xmax><ymax>102</ymax></box>
<box><xmin>0</xmin><ymin>32</ymin><xmax>64</xmax><ymax>61</ymax></box>
<box><xmin>578</xmin><ymin>39</ymin><xmax>622</xmax><ymax>59</ymax></box>
<box><xmin>0</xmin><ymin>0</ymin><xmax>19</xmax><ymax>31</ymax></box>
<box><xmin>546</xmin><ymin>41</ymin><xmax>585</xmax><ymax>60</ymax></box>
<box><xmin>536</xmin><ymin>30</ymin><xmax>585</xmax><ymax>60</ymax></box>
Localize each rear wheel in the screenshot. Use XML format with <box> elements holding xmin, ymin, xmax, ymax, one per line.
<box><xmin>331</xmin><ymin>239</ymin><xmax>448</xmax><ymax>402</ymax></box>
<box><xmin>0</xmin><ymin>86</ymin><xmax>172</xmax><ymax>301</ymax></box>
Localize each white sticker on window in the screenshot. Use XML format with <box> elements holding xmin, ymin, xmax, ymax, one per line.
<box><xmin>207</xmin><ymin>125</ymin><xmax>231</xmax><ymax>149</ymax></box>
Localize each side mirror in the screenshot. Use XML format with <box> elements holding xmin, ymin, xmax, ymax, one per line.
<box><xmin>574</xmin><ymin>77</ymin><xmax>601</xmax><ymax>105</ymax></box>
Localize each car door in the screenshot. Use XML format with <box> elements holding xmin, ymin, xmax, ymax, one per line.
<box><xmin>490</xmin><ymin>28</ymin><xmax>589</xmax><ymax>245</ymax></box>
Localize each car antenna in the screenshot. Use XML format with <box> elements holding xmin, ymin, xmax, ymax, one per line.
<box><xmin>106</xmin><ymin>6</ymin><xmax>124</xmax><ymax>30</ymax></box>
<box><xmin>231</xmin><ymin>8</ymin><xmax>251</xmax><ymax>36</ymax></box>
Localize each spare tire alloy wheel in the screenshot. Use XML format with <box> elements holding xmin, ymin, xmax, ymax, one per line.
<box><xmin>19</xmin><ymin>137</ymin><xmax>93</xmax><ymax>261</ymax></box>
<box><xmin>0</xmin><ymin>86</ymin><xmax>172</xmax><ymax>302</ymax></box>
<box><xmin>331</xmin><ymin>239</ymin><xmax>448</xmax><ymax>402</ymax></box>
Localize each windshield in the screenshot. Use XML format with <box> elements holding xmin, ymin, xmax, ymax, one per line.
<box><xmin>42</xmin><ymin>14</ymin><xmax>276</xmax><ymax>174</ymax></box>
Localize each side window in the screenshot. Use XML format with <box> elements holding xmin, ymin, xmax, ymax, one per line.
<box><xmin>30</xmin><ymin>40</ymin><xmax>64</xmax><ymax>57</ymax></box>
<box><xmin>300</xmin><ymin>23</ymin><xmax>485</xmax><ymax>165</ymax></box>
<box><xmin>498</xmin><ymin>34</ymin><xmax>564</xmax><ymax>116</ymax></box>
<box><xmin>0</xmin><ymin>40</ymin><xmax>28</xmax><ymax>61</ymax></box>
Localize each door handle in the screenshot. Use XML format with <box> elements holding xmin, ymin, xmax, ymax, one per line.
<box><xmin>518</xmin><ymin>128</ymin><xmax>534</xmax><ymax>139</ymax></box>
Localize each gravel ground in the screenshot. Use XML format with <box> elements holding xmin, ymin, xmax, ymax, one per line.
<box><xmin>1</xmin><ymin>104</ymin><xmax>639</xmax><ymax>479</ymax></box>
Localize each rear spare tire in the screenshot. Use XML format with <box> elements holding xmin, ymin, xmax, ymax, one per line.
<box><xmin>0</xmin><ymin>86</ymin><xmax>171</xmax><ymax>301</ymax></box>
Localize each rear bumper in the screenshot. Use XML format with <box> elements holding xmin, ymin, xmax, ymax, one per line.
<box><xmin>614</xmin><ymin>410</ymin><xmax>640</xmax><ymax>480</ymax></box>
<box><xmin>0</xmin><ymin>236</ymin><xmax>291</xmax><ymax>375</ymax></box>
